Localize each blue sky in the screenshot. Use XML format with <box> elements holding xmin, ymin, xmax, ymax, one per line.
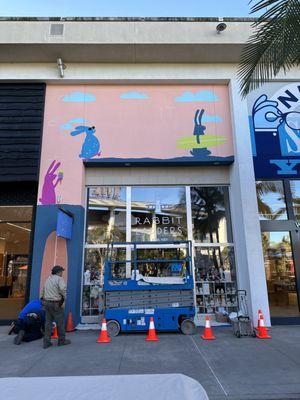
<box><xmin>0</xmin><ymin>0</ymin><xmax>255</xmax><ymax>17</ymax></box>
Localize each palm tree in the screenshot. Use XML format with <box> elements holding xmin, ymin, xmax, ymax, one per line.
<box><xmin>191</xmin><ymin>187</ymin><xmax>227</xmax><ymax>269</ymax></box>
<box><xmin>256</xmin><ymin>180</ymin><xmax>287</xmax><ymax>219</ymax></box>
<box><xmin>238</xmin><ymin>0</ymin><xmax>300</xmax><ymax>97</ymax></box>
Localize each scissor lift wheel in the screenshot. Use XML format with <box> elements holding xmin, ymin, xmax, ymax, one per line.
<box><xmin>107</xmin><ymin>320</ymin><xmax>121</xmax><ymax>337</ymax></box>
<box><xmin>180</xmin><ymin>319</ymin><xmax>196</xmax><ymax>335</ymax></box>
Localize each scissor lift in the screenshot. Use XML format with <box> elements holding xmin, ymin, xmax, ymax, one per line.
<box><xmin>103</xmin><ymin>241</ymin><xmax>196</xmax><ymax>336</ymax></box>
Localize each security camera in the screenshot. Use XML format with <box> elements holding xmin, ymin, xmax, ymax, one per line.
<box><xmin>216</xmin><ymin>22</ymin><xmax>227</xmax><ymax>34</ymax></box>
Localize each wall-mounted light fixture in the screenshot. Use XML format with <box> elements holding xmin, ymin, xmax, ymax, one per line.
<box><xmin>57</xmin><ymin>58</ymin><xmax>66</xmax><ymax>78</ymax></box>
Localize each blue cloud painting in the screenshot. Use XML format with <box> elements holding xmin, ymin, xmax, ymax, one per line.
<box><xmin>202</xmin><ymin>114</ymin><xmax>222</xmax><ymax>123</ymax></box>
<box><xmin>120</xmin><ymin>91</ymin><xmax>149</xmax><ymax>100</ymax></box>
<box><xmin>60</xmin><ymin>118</ymin><xmax>87</xmax><ymax>130</ymax></box>
<box><xmin>63</xmin><ymin>92</ymin><xmax>96</xmax><ymax>102</ymax></box>
<box><xmin>175</xmin><ymin>90</ymin><xmax>219</xmax><ymax>102</ymax></box>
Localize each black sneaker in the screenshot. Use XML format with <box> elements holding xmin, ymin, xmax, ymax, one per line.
<box><xmin>43</xmin><ymin>342</ymin><xmax>53</xmax><ymax>349</ymax></box>
<box><xmin>57</xmin><ymin>339</ymin><xmax>71</xmax><ymax>346</ymax></box>
<box><xmin>14</xmin><ymin>330</ymin><xmax>25</xmax><ymax>345</ymax></box>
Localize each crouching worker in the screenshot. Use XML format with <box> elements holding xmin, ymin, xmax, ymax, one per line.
<box><xmin>10</xmin><ymin>299</ymin><xmax>45</xmax><ymax>345</ymax></box>
<box><xmin>42</xmin><ymin>265</ymin><xmax>71</xmax><ymax>349</ymax></box>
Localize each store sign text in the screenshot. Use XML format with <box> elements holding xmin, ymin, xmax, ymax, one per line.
<box><xmin>135</xmin><ymin>216</ymin><xmax>183</xmax><ymax>235</ymax></box>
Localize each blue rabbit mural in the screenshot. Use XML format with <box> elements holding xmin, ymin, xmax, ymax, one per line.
<box><xmin>70</xmin><ymin>125</ymin><xmax>101</xmax><ymax>159</ymax></box>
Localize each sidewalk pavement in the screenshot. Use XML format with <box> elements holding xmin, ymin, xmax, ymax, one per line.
<box><xmin>1</xmin><ymin>325</ymin><xmax>300</xmax><ymax>400</ymax></box>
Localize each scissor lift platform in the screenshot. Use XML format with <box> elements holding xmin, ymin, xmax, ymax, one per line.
<box><xmin>103</xmin><ymin>241</ymin><xmax>196</xmax><ymax>336</ymax></box>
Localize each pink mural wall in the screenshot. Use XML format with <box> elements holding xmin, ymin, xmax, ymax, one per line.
<box><xmin>39</xmin><ymin>232</ymin><xmax>68</xmax><ymax>294</ymax></box>
<box><xmin>38</xmin><ymin>85</ymin><xmax>233</xmax><ymax>206</ymax></box>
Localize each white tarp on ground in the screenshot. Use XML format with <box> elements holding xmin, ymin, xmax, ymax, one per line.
<box><xmin>0</xmin><ymin>374</ymin><xmax>209</xmax><ymax>400</ymax></box>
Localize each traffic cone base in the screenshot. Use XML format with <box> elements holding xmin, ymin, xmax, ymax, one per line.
<box><xmin>146</xmin><ymin>317</ymin><xmax>159</xmax><ymax>342</ymax></box>
<box><xmin>256</xmin><ymin>315</ymin><xmax>271</xmax><ymax>339</ymax></box>
<box><xmin>66</xmin><ymin>312</ymin><xmax>76</xmax><ymax>332</ymax></box>
<box><xmin>97</xmin><ymin>319</ymin><xmax>111</xmax><ymax>343</ymax></box>
<box><xmin>201</xmin><ymin>316</ymin><xmax>216</xmax><ymax>340</ymax></box>
<box><xmin>257</xmin><ymin>333</ymin><xmax>271</xmax><ymax>339</ymax></box>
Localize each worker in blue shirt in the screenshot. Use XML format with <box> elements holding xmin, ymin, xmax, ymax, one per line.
<box><xmin>9</xmin><ymin>299</ymin><xmax>45</xmax><ymax>345</ymax></box>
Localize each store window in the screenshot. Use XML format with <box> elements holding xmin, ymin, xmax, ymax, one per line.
<box><xmin>256</xmin><ymin>181</ymin><xmax>287</xmax><ymax>220</ymax></box>
<box><xmin>82</xmin><ymin>185</ymin><xmax>235</xmax><ymax>320</ymax></box>
<box><xmin>86</xmin><ymin>187</ymin><xmax>126</xmax><ymax>244</ymax></box>
<box><xmin>290</xmin><ymin>180</ymin><xmax>300</xmax><ymax>221</ymax></box>
<box><xmin>262</xmin><ymin>231</ymin><xmax>299</xmax><ymax>317</ymax></box>
<box><xmin>191</xmin><ymin>186</ymin><xmax>232</xmax><ymax>243</ymax></box>
<box><xmin>194</xmin><ymin>246</ymin><xmax>236</xmax><ymax>315</ymax></box>
<box><xmin>131</xmin><ymin>187</ymin><xmax>187</xmax><ymax>242</ymax></box>
<box><xmin>134</xmin><ymin>247</ymin><xmax>187</xmax><ymax>277</ymax></box>
<box><xmin>82</xmin><ymin>248</ymin><xmax>106</xmax><ymax>317</ymax></box>
<box><xmin>0</xmin><ymin>206</ymin><xmax>33</xmax><ymax>320</ymax></box>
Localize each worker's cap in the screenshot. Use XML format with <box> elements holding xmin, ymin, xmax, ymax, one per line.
<box><xmin>51</xmin><ymin>265</ymin><xmax>65</xmax><ymax>275</ymax></box>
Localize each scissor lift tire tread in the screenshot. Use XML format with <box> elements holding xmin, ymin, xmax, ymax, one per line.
<box><xmin>180</xmin><ymin>319</ymin><xmax>196</xmax><ymax>335</ymax></box>
<box><xmin>107</xmin><ymin>320</ymin><xmax>121</xmax><ymax>337</ymax></box>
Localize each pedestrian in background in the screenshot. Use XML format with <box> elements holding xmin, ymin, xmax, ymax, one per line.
<box><xmin>42</xmin><ymin>265</ymin><xmax>71</xmax><ymax>349</ymax></box>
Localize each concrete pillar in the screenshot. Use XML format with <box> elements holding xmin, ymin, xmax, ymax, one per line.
<box><xmin>228</xmin><ymin>79</ymin><xmax>271</xmax><ymax>326</ymax></box>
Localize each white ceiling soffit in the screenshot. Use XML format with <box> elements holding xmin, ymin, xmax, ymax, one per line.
<box><xmin>0</xmin><ymin>19</ymin><xmax>253</xmax><ymax>63</ymax></box>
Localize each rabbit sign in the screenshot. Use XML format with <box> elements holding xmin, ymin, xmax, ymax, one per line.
<box><xmin>70</xmin><ymin>125</ymin><xmax>100</xmax><ymax>159</ymax></box>
<box><xmin>39</xmin><ymin>160</ymin><xmax>63</xmax><ymax>205</ymax></box>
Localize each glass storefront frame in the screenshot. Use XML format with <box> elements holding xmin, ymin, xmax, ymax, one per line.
<box><xmin>82</xmin><ymin>185</ymin><xmax>235</xmax><ymax>321</ymax></box>
<box><xmin>257</xmin><ymin>179</ymin><xmax>300</xmax><ymax>322</ymax></box>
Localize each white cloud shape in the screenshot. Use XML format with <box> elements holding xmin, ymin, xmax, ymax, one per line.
<box><xmin>175</xmin><ymin>90</ymin><xmax>219</xmax><ymax>102</ymax></box>
<box><xmin>60</xmin><ymin>118</ymin><xmax>87</xmax><ymax>130</ymax></box>
<box><xmin>63</xmin><ymin>92</ymin><xmax>96</xmax><ymax>102</ymax></box>
<box><xmin>202</xmin><ymin>114</ymin><xmax>222</xmax><ymax>123</ymax></box>
<box><xmin>120</xmin><ymin>91</ymin><xmax>149</xmax><ymax>100</ymax></box>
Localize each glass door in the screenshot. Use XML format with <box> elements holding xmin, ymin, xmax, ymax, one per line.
<box><xmin>0</xmin><ymin>206</ymin><xmax>33</xmax><ymax>320</ymax></box>
<box><xmin>262</xmin><ymin>231</ymin><xmax>299</xmax><ymax>317</ymax></box>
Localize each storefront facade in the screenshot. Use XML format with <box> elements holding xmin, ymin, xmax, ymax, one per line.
<box><xmin>28</xmin><ymin>83</ymin><xmax>239</xmax><ymax>325</ymax></box>
<box><xmin>1</xmin><ymin>17</ymin><xmax>299</xmax><ymax>325</ymax></box>
<box><xmin>28</xmin><ymin>80</ymin><xmax>270</xmax><ymax>326</ymax></box>
<box><xmin>247</xmin><ymin>83</ymin><xmax>300</xmax><ymax>323</ymax></box>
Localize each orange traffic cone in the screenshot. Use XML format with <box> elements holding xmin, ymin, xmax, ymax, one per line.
<box><xmin>51</xmin><ymin>323</ymin><xmax>58</xmax><ymax>339</ymax></box>
<box><xmin>256</xmin><ymin>309</ymin><xmax>262</xmax><ymax>329</ymax></box>
<box><xmin>257</xmin><ymin>310</ymin><xmax>269</xmax><ymax>331</ymax></box>
<box><xmin>146</xmin><ymin>317</ymin><xmax>159</xmax><ymax>342</ymax></box>
<box><xmin>201</xmin><ymin>315</ymin><xmax>216</xmax><ymax>340</ymax></box>
<box><xmin>66</xmin><ymin>312</ymin><xmax>76</xmax><ymax>332</ymax></box>
<box><xmin>256</xmin><ymin>315</ymin><xmax>271</xmax><ymax>339</ymax></box>
<box><xmin>97</xmin><ymin>319</ymin><xmax>111</xmax><ymax>343</ymax></box>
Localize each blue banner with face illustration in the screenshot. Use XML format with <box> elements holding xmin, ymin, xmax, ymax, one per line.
<box><xmin>247</xmin><ymin>83</ymin><xmax>300</xmax><ymax>178</ymax></box>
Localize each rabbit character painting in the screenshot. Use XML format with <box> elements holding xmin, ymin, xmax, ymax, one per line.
<box><xmin>70</xmin><ymin>125</ymin><xmax>101</xmax><ymax>159</ymax></box>
<box><xmin>39</xmin><ymin>160</ymin><xmax>63</xmax><ymax>205</ymax></box>
<box><xmin>252</xmin><ymin>94</ymin><xmax>300</xmax><ymax>157</ymax></box>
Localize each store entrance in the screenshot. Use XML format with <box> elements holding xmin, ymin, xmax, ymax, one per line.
<box><xmin>262</xmin><ymin>231</ymin><xmax>300</xmax><ymax>319</ymax></box>
<box><xmin>256</xmin><ymin>179</ymin><xmax>300</xmax><ymax>323</ymax></box>
<box><xmin>0</xmin><ymin>206</ymin><xmax>33</xmax><ymax>320</ymax></box>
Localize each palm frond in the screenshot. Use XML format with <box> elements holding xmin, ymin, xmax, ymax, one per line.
<box><xmin>257</xmin><ymin>197</ymin><xmax>274</xmax><ymax>218</ymax></box>
<box><xmin>272</xmin><ymin>206</ymin><xmax>288</xmax><ymax>219</ymax></box>
<box><xmin>255</xmin><ymin>180</ymin><xmax>284</xmax><ymax>197</ymax></box>
<box><xmin>238</xmin><ymin>0</ymin><xmax>300</xmax><ymax>97</ymax></box>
